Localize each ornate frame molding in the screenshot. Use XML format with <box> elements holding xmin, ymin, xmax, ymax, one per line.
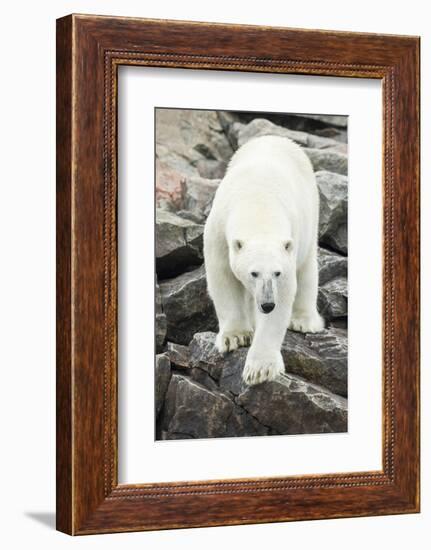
<box><xmin>57</xmin><ymin>15</ymin><xmax>419</xmax><ymax>534</ymax></box>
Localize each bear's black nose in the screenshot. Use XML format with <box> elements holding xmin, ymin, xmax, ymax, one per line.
<box><xmin>261</xmin><ymin>302</ymin><xmax>275</xmax><ymax>314</ymax></box>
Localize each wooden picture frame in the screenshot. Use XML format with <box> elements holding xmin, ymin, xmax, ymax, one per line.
<box><xmin>56</xmin><ymin>14</ymin><xmax>420</xmax><ymax>535</ymax></box>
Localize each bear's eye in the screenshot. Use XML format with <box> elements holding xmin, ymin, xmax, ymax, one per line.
<box><xmin>251</xmin><ymin>271</ymin><xmax>259</xmax><ymax>278</ymax></box>
<box><xmin>274</xmin><ymin>271</ymin><xmax>281</xmax><ymax>277</ymax></box>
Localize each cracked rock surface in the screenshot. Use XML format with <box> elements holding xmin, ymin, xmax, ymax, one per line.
<box><xmin>158</xmin><ymin>332</ymin><xmax>347</xmax><ymax>438</ymax></box>
<box><xmin>155</xmin><ymin>108</ymin><xmax>348</xmax><ymax>439</ymax></box>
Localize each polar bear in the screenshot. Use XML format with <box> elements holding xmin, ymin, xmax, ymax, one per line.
<box><xmin>203</xmin><ymin>135</ymin><xmax>324</xmax><ymax>385</ymax></box>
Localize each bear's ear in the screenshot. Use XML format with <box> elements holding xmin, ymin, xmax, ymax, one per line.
<box><xmin>284</xmin><ymin>239</ymin><xmax>292</xmax><ymax>251</ymax></box>
<box><xmin>234</xmin><ymin>239</ymin><xmax>243</xmax><ymax>251</ymax></box>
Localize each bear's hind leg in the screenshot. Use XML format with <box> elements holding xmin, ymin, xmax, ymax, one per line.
<box><xmin>290</xmin><ymin>248</ymin><xmax>325</xmax><ymax>333</ymax></box>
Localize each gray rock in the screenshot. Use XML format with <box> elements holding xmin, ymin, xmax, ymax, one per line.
<box><xmin>155</xmin><ymin>209</ymin><xmax>204</xmax><ymax>277</ymax></box>
<box><xmin>219</xmin><ymin>111</ymin><xmax>348</xmax><ymax>144</ymax></box>
<box><xmin>181</xmin><ymin>176</ymin><xmax>220</xmax><ymax>223</ymax></box>
<box><xmin>189</xmin><ymin>331</ymin><xmax>224</xmax><ymax>377</ymax></box>
<box><xmin>318</xmin><ymin>247</ymin><xmax>348</xmax><ymax>286</ymax></box>
<box><xmin>160</xmin><ymin>374</ymin><xmax>268</xmax><ymax>439</ymax></box>
<box><xmin>155</xmin><ymin>280</ymin><xmax>167</xmax><ymax>352</ymax></box>
<box><xmin>234</xmin><ymin>118</ymin><xmax>345</xmax><ymax>152</ymax></box>
<box><xmin>225</xmin><ymin>403</ymin><xmax>269</xmax><ymax>437</ymax></box>
<box><xmin>189</xmin><ymin>367</ymin><xmax>220</xmax><ymax>391</ymax></box>
<box><xmin>161</xmin><ymin>374</ymin><xmax>234</xmax><ymax>439</ymax></box>
<box><xmin>189</xmin><ymin>330</ymin><xmax>347</xmax><ymax>398</ymax></box>
<box><xmin>282</xmin><ymin>328</ymin><xmax>347</xmax><ymax>397</ymax></box>
<box><xmin>189</xmin><ymin>332</ymin><xmax>247</xmax><ymax>395</ymax></box>
<box><xmin>317</xmin><ymin>247</ymin><xmax>348</xmax><ymax>321</ymax></box>
<box><xmin>318</xmin><ymin>277</ymin><xmax>348</xmax><ymax>319</ymax></box>
<box><xmin>316</xmin><ymin>171</ymin><xmax>348</xmax><ymax>254</ymax></box>
<box><xmin>156</xmin><ymin>109</ymin><xmax>234</xmax><ymax>178</ymax></box>
<box><xmin>238</xmin><ymin>374</ymin><xmax>347</xmax><ymax>434</ymax></box>
<box><xmin>217</xmin><ymin>110</ymin><xmax>240</xmax><ymax>132</ymax></box>
<box><xmin>155</xmin><ymin>353</ymin><xmax>171</xmax><ymax>417</ymax></box>
<box><xmin>196</xmin><ymin>159</ymin><xmax>227</xmax><ymax>179</ymax></box>
<box><xmin>216</xmin><ymin>111</ymin><xmax>241</xmax><ymax>148</ymax></box>
<box><xmin>166</xmin><ymin>342</ymin><xmax>191</xmax><ymax>368</ymax></box>
<box><xmin>326</xmin><ymin>223</ymin><xmax>347</xmax><ymax>255</ymax></box>
<box><xmin>305</xmin><ymin>148</ymin><xmax>348</xmax><ymax>176</ymax></box>
<box><xmin>328</xmin><ymin>318</ymin><xmax>348</xmax><ymax>330</ymax></box>
<box><xmin>175</xmin><ymin>210</ymin><xmax>203</xmax><ymax>224</ymax></box>
<box><xmin>156</xmin><ymin>144</ymin><xmax>199</xmax><ymax>180</ymax></box>
<box><xmin>217</xmin><ymin>352</ymin><xmax>249</xmax><ymax>396</ymax></box>
<box><xmin>155</xmin><ymin>159</ymin><xmax>185</xmax><ymax>210</ymax></box>
<box><xmin>157</xmin><ymin>328</ymin><xmax>348</xmax><ymax>439</ymax></box>
<box><xmin>313</xmin><ymin>126</ymin><xmax>347</xmax><ymax>143</ymax></box>
<box><xmin>159</xmin><ymin>266</ymin><xmax>218</xmax><ymax>345</ymax></box>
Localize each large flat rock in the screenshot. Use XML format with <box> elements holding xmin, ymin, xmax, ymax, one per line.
<box><xmin>237</xmin><ymin>374</ymin><xmax>347</xmax><ymax>435</ymax></box>
<box><xmin>160</xmin><ymin>374</ymin><xmax>268</xmax><ymax>439</ymax></box>
<box><xmin>188</xmin><ymin>329</ymin><xmax>347</xmax><ymax>397</ymax></box>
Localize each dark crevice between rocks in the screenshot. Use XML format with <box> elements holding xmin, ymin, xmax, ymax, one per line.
<box><xmin>156</xmin><ymin>253</ymin><xmax>204</xmax><ymax>280</ymax></box>
<box><xmin>171</xmin><ymin>362</ymin><xmax>219</xmax><ymax>387</ymax></box>
<box><xmin>223</xmin><ymin>401</ymin><xmax>270</xmax><ymax>438</ymax></box>
<box><xmin>193</xmin><ymin>143</ymin><xmax>218</xmax><ymax>160</ymax></box>
<box><xmin>194</xmin><ymin>365</ymin><xmax>220</xmax><ymax>386</ymax></box>
<box><xmin>171</xmin><ymin>364</ymin><xmax>190</xmax><ymax>376</ymax></box>
<box><xmin>155</xmin><ymin>401</ymin><xmax>166</xmax><ymax>439</ymax></box>
<box><xmin>329</xmin><ymin>317</ymin><xmax>348</xmax><ymax>330</ymax></box>
<box><xmin>318</xmin><ymin>241</ymin><xmax>348</xmax><ymax>258</ymax></box>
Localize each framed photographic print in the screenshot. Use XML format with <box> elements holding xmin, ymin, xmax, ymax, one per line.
<box><xmin>56</xmin><ymin>14</ymin><xmax>420</xmax><ymax>535</ymax></box>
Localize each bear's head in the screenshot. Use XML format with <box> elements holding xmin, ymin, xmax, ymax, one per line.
<box><xmin>229</xmin><ymin>237</ymin><xmax>295</xmax><ymax>314</ymax></box>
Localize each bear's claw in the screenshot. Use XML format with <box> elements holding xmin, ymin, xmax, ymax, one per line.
<box><xmin>216</xmin><ymin>330</ymin><xmax>253</xmax><ymax>353</ymax></box>
<box><xmin>289</xmin><ymin>312</ymin><xmax>325</xmax><ymax>334</ymax></box>
<box><xmin>242</xmin><ymin>354</ymin><xmax>285</xmax><ymax>385</ymax></box>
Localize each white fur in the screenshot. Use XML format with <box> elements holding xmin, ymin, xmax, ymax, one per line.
<box><xmin>204</xmin><ymin>135</ymin><xmax>324</xmax><ymax>385</ymax></box>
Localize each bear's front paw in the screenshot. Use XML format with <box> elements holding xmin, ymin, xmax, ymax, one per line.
<box><xmin>216</xmin><ymin>330</ymin><xmax>253</xmax><ymax>354</ymax></box>
<box><xmin>242</xmin><ymin>352</ymin><xmax>284</xmax><ymax>385</ymax></box>
<box><xmin>289</xmin><ymin>312</ymin><xmax>325</xmax><ymax>334</ymax></box>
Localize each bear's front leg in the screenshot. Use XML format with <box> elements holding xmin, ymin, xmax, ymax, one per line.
<box><xmin>206</xmin><ymin>255</ymin><xmax>253</xmax><ymax>353</ymax></box>
<box><xmin>214</xmin><ymin>286</ymin><xmax>254</xmax><ymax>353</ymax></box>
<box><xmin>242</xmin><ymin>299</ymin><xmax>292</xmax><ymax>385</ymax></box>
<box><xmin>242</xmin><ymin>351</ymin><xmax>285</xmax><ymax>386</ymax></box>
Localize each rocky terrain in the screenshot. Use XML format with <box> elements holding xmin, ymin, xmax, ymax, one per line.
<box><xmin>155</xmin><ymin>109</ymin><xmax>348</xmax><ymax>440</ymax></box>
